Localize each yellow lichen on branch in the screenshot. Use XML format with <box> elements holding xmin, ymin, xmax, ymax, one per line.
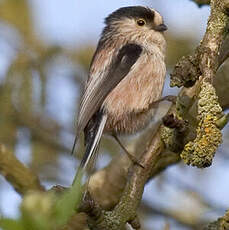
<box><xmin>181</xmin><ymin>81</ymin><xmax>223</xmax><ymax>168</ymax></box>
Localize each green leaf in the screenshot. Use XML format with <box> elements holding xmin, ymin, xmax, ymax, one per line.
<box><xmin>54</xmin><ymin>169</ymin><xmax>84</xmax><ymax>227</ymax></box>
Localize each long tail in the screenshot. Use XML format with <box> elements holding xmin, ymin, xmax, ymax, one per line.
<box><xmin>80</xmin><ymin>113</ymin><xmax>107</xmax><ymax>171</ymax></box>
<box><xmin>73</xmin><ymin>112</ymin><xmax>107</xmax><ymax>185</ymax></box>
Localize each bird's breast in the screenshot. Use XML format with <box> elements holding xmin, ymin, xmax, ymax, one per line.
<box><xmin>103</xmin><ymin>51</ymin><xmax>166</xmax><ymax>134</ymax></box>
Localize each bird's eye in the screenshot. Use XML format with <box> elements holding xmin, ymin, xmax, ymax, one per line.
<box><xmin>137</xmin><ymin>19</ymin><xmax>146</xmax><ymax>26</ymax></box>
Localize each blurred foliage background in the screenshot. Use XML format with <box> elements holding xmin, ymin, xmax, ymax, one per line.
<box><xmin>0</xmin><ymin>0</ymin><xmax>229</xmax><ymax>229</ymax></box>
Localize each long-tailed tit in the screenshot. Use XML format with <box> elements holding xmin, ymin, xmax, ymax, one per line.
<box><xmin>73</xmin><ymin>6</ymin><xmax>167</xmax><ymax>174</ymax></box>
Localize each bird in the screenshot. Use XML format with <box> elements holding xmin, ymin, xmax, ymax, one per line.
<box><xmin>72</xmin><ymin>6</ymin><xmax>167</xmax><ymax>177</ymax></box>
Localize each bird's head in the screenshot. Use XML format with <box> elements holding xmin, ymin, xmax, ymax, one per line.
<box><xmin>102</xmin><ymin>6</ymin><xmax>167</xmax><ymax>52</ymax></box>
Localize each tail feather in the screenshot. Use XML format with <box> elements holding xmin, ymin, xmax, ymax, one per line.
<box><xmin>80</xmin><ymin>113</ymin><xmax>107</xmax><ymax>171</ymax></box>
<box><xmin>73</xmin><ymin>111</ymin><xmax>107</xmax><ymax>185</ymax></box>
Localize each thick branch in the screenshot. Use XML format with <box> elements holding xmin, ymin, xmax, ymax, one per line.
<box><xmin>171</xmin><ymin>0</ymin><xmax>229</xmax><ymax>87</ymax></box>
<box><xmin>199</xmin><ymin>0</ymin><xmax>229</xmax><ymax>82</ymax></box>
<box><xmin>88</xmin><ymin>146</ymin><xmax>180</xmax><ymax>211</ymax></box>
<box><xmin>92</xmin><ymin>132</ymin><xmax>164</xmax><ymax>230</ymax></box>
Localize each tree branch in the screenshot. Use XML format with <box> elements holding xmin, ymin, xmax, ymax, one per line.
<box><xmin>88</xmin><ymin>146</ymin><xmax>180</xmax><ymax>211</ymax></box>
<box><xmin>171</xmin><ymin>0</ymin><xmax>229</xmax><ymax>87</ymax></box>
<box><xmin>0</xmin><ymin>144</ymin><xmax>44</xmax><ymax>195</ymax></box>
<box><xmin>203</xmin><ymin>210</ymin><xmax>229</xmax><ymax>230</ymax></box>
<box><xmin>88</xmin><ymin>131</ymin><xmax>164</xmax><ymax>230</ymax></box>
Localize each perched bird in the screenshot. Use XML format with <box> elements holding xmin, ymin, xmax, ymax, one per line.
<box><xmin>73</xmin><ymin>6</ymin><xmax>167</xmax><ymax>174</ymax></box>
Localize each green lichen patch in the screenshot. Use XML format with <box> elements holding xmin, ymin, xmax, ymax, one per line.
<box><xmin>181</xmin><ymin>81</ymin><xmax>223</xmax><ymax>168</ymax></box>
<box><xmin>160</xmin><ymin>126</ymin><xmax>175</xmax><ymax>150</ymax></box>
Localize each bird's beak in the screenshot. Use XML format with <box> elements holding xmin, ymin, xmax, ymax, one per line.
<box><xmin>154</xmin><ymin>23</ymin><xmax>168</xmax><ymax>32</ymax></box>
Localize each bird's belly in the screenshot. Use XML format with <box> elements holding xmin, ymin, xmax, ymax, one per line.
<box><xmin>104</xmin><ymin>109</ymin><xmax>153</xmax><ymax>134</ymax></box>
